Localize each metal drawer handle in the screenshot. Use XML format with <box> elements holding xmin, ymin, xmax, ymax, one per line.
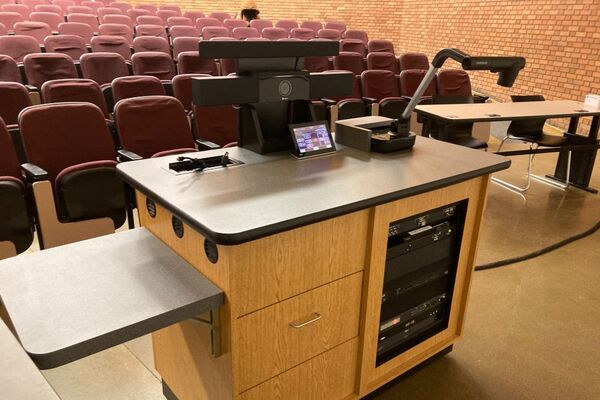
<box><xmin>289</xmin><ymin>313</ymin><xmax>321</xmax><ymax>329</ymax></box>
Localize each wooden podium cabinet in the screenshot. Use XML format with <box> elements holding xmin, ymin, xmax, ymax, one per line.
<box><xmin>118</xmin><ymin>139</ymin><xmax>508</xmax><ymax>400</ymax></box>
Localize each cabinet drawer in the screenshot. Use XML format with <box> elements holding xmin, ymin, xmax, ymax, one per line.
<box><xmin>239</xmin><ymin>338</ymin><xmax>358</xmax><ymax>400</ymax></box>
<box><xmin>235</xmin><ymin>272</ymin><xmax>363</xmax><ymax>392</ymax></box>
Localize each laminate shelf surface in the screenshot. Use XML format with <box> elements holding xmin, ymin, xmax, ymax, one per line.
<box><xmin>118</xmin><ymin>136</ymin><xmax>509</xmax><ymax>244</ymax></box>
<box><xmin>0</xmin><ymin>228</ymin><xmax>224</xmax><ymax>370</ymax></box>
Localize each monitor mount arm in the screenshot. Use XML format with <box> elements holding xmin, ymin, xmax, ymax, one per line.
<box><xmin>400</xmin><ymin>48</ymin><xmax>526</xmax><ymax>123</ymax></box>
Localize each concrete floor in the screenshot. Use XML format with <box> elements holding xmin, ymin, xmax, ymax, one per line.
<box><xmin>37</xmin><ymin>136</ymin><xmax>600</xmax><ymax>400</ymax></box>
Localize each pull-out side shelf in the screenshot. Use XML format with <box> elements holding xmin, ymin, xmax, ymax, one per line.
<box><xmin>0</xmin><ymin>228</ymin><xmax>224</xmax><ymax>370</ymax></box>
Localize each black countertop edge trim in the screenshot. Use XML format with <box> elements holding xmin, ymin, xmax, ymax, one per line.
<box><xmin>28</xmin><ymin>292</ymin><xmax>223</xmax><ymax>370</ymax></box>
<box><xmin>119</xmin><ymin>160</ymin><xmax>509</xmax><ymax>246</ymax></box>
<box><xmin>415</xmin><ymin>110</ymin><xmax>600</xmax><ymax>124</ymax></box>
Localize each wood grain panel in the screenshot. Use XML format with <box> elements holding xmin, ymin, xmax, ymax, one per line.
<box><xmin>239</xmin><ymin>339</ymin><xmax>359</xmax><ymax>400</ymax></box>
<box><xmin>235</xmin><ymin>272</ymin><xmax>363</xmax><ymax>392</ymax></box>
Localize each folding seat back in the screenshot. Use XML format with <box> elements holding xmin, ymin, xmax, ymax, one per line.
<box><xmin>24</xmin><ymin>53</ymin><xmax>78</xmax><ymax>89</ymax></box>
<box><xmin>275</xmin><ymin>19</ymin><xmax>297</xmax><ymax>34</ymax></box>
<box><xmin>114</xmin><ymin>95</ymin><xmax>196</xmax><ymax>158</ymax></box>
<box><xmin>97</xmin><ymin>6</ymin><xmax>122</xmax><ymax>22</ymax></box>
<box><xmin>34</xmin><ymin>4</ymin><xmax>63</xmax><ymax>15</ymax></box>
<box><xmin>156</xmin><ymin>9</ymin><xmax>178</xmax><ymax>25</ymax></box>
<box><xmin>133</xmin><ymin>36</ymin><xmax>170</xmax><ymax>55</ymax></box>
<box><xmin>160</xmin><ymin>5</ymin><xmax>181</xmax><ymax>15</ymax></box>
<box><xmin>304</xmin><ymin>54</ymin><xmax>330</xmax><ymax>72</ymax></box>
<box><xmin>21</xmin><ymin>0</ymin><xmax>48</xmax><ymax>9</ymax></box>
<box><xmin>176</xmin><ymin>51</ymin><xmax>217</xmax><ymax>75</ymax></box>
<box><xmin>19</xmin><ymin>102</ymin><xmax>127</xmax><ymax>236</ymax></box>
<box><xmin>196</xmin><ymin>17</ymin><xmax>221</xmax><ymax>30</ymax></box>
<box><xmin>172</xmin><ymin>73</ymin><xmax>210</xmax><ymax>111</ymax></box>
<box><xmin>208</xmin><ymin>11</ymin><xmax>230</xmax><ymax>22</ymax></box>
<box><xmin>66</xmin><ymin>5</ymin><xmax>93</xmax><ymax>14</ymax></box>
<box><xmin>223</xmin><ymin>18</ymin><xmax>246</xmax><ymax>31</ymax></box>
<box><xmin>126</xmin><ymin>8</ymin><xmax>150</xmax><ymax>20</ymax></box>
<box><xmin>14</xmin><ymin>22</ymin><xmax>52</xmax><ymax>45</ymax></box>
<box><xmin>98</xmin><ymin>23</ymin><xmax>133</xmax><ymax>44</ymax></box>
<box><xmin>0</xmin><ymin>118</ymin><xmax>34</xmax><ymax>257</ymax></box>
<box><xmin>324</xmin><ymin>21</ymin><xmax>346</xmax><ymax>33</ymax></box>
<box><xmin>0</xmin><ymin>82</ymin><xmax>32</xmax><ymax>125</ymax></box>
<box><xmin>81</xmin><ymin>1</ymin><xmax>104</xmax><ymax>14</ymax></box>
<box><xmin>112</xmin><ymin>75</ymin><xmax>165</xmax><ymax>102</ymax></box>
<box><xmin>300</xmin><ymin>20</ymin><xmax>321</xmax><ymax>34</ymax></box>
<box><xmin>193</xmin><ymin>101</ymin><xmax>237</xmax><ymax>146</ymax></box>
<box><xmin>167</xmin><ymin>16</ymin><xmax>192</xmax><ymax>27</ymax></box>
<box><xmin>183</xmin><ymin>11</ymin><xmax>204</xmax><ymax>21</ymax></box>
<box><xmin>67</xmin><ymin>13</ymin><xmax>100</xmax><ymax>32</ymax></box>
<box><xmin>0</xmin><ymin>35</ymin><xmax>40</xmax><ymax>63</ymax></box>
<box><xmin>80</xmin><ymin>52</ymin><xmax>128</xmax><ymax>87</ymax></box>
<box><xmin>0</xmin><ymin>55</ymin><xmax>21</xmax><ymax>83</ymax></box>
<box><xmin>290</xmin><ymin>27</ymin><xmax>314</xmax><ymax>40</ymax></box>
<box><xmin>135</xmin><ymin>3</ymin><xmax>156</xmax><ymax>14</ymax></box>
<box><xmin>136</xmin><ymin>15</ymin><xmax>162</xmax><ymax>26</ymax></box>
<box><xmin>108</xmin><ymin>2</ymin><xmax>130</xmax><ymax>14</ymax></box>
<box><xmin>232</xmin><ymin>26</ymin><xmax>259</xmax><ymax>40</ymax></box>
<box><xmin>51</xmin><ymin>0</ymin><xmax>76</xmax><ymax>15</ymax></box>
<box><xmin>0</xmin><ymin>4</ymin><xmax>30</xmax><ymax>19</ymax></box>
<box><xmin>398</xmin><ymin>52</ymin><xmax>429</xmax><ymax>71</ymax></box>
<box><xmin>368</xmin><ymin>39</ymin><xmax>394</xmax><ymax>54</ymax></box>
<box><xmin>261</xmin><ymin>27</ymin><xmax>286</xmax><ymax>40</ymax></box>
<box><xmin>0</xmin><ymin>12</ymin><xmax>24</xmax><ymax>31</ymax></box>
<box><xmin>340</xmin><ymin>38</ymin><xmax>365</xmax><ymax>57</ymax></box>
<box><xmin>172</xmin><ymin>36</ymin><xmax>198</xmax><ymax>58</ymax></box>
<box><xmin>0</xmin><ymin>22</ymin><xmax>5</xmax><ymax>35</ymax></box>
<box><xmin>249</xmin><ymin>18</ymin><xmax>271</xmax><ymax>32</ymax></box>
<box><xmin>44</xmin><ymin>34</ymin><xmax>88</xmax><ymax>60</ymax></box>
<box><xmin>436</xmin><ymin>69</ymin><xmax>472</xmax><ymax>97</ymax></box>
<box><xmin>202</xmin><ymin>26</ymin><xmax>229</xmax><ymax>40</ymax></box>
<box><xmin>399</xmin><ymin>69</ymin><xmax>435</xmax><ymax>97</ymax></box>
<box><xmin>209</xmin><ymin>36</ymin><xmax>236</xmax><ymax>75</ymax></box>
<box><xmin>103</xmin><ymin>14</ymin><xmax>133</xmax><ymax>29</ymax></box>
<box><xmin>135</xmin><ymin>23</ymin><xmax>167</xmax><ymax>39</ymax></box>
<box><xmin>90</xmin><ymin>35</ymin><xmax>131</xmax><ymax>60</ymax></box>
<box><xmin>58</xmin><ymin>22</ymin><xmax>94</xmax><ymax>44</ymax></box>
<box><xmin>40</xmin><ymin>78</ymin><xmax>109</xmax><ymax>117</ymax></box>
<box><xmin>317</xmin><ymin>28</ymin><xmax>341</xmax><ymax>40</ymax></box>
<box><xmin>367</xmin><ymin>52</ymin><xmax>398</xmax><ymax>74</ymax></box>
<box><xmin>361</xmin><ymin>70</ymin><xmax>400</xmax><ymax>101</ymax></box>
<box><xmin>169</xmin><ymin>25</ymin><xmax>199</xmax><ymax>39</ymax></box>
<box><xmin>343</xmin><ymin>29</ymin><xmax>368</xmax><ymax>45</ymax></box>
<box><xmin>333</xmin><ymin>51</ymin><xmax>364</xmax><ymax>76</ymax></box>
<box><xmin>131</xmin><ymin>51</ymin><xmax>174</xmax><ymax>80</ymax></box>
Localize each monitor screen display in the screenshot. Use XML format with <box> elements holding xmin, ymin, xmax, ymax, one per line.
<box><xmin>289</xmin><ymin>121</ymin><xmax>336</xmax><ymax>158</ymax></box>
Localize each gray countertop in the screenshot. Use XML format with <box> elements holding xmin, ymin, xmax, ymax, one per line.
<box><xmin>118</xmin><ymin>137</ymin><xmax>510</xmax><ymax>245</ymax></box>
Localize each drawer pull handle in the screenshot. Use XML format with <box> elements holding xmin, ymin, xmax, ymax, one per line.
<box><xmin>289</xmin><ymin>313</ymin><xmax>321</xmax><ymax>329</ymax></box>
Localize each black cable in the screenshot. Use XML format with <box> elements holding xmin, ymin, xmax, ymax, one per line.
<box><xmin>475</xmin><ymin>219</ymin><xmax>600</xmax><ymax>271</ymax></box>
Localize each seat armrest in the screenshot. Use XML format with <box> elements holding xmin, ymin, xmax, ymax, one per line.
<box><xmin>25</xmin><ymin>85</ymin><xmax>38</xmax><ymax>92</ymax></box>
<box><xmin>117</xmin><ymin>149</ymin><xmax>143</xmax><ymax>162</ymax></box>
<box><xmin>321</xmin><ymin>98</ymin><xmax>338</xmax><ymax>106</ymax></box>
<box><xmin>474</xmin><ymin>95</ymin><xmax>489</xmax><ymax>103</ymax></box>
<box><xmin>21</xmin><ymin>163</ymin><xmax>49</xmax><ymax>181</ymax></box>
<box><xmin>362</xmin><ymin>96</ymin><xmax>377</xmax><ymax>104</ymax></box>
<box><xmin>195</xmin><ymin>139</ymin><xmax>220</xmax><ymax>151</ymax></box>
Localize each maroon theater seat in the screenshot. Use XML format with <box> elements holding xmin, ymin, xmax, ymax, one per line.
<box><xmin>300</xmin><ymin>20</ymin><xmax>321</xmax><ymax>34</ymax></box>
<box><xmin>210</xmin><ymin>36</ymin><xmax>236</xmax><ymax>75</ymax></box>
<box><xmin>275</xmin><ymin>19</ymin><xmax>297</xmax><ymax>35</ymax></box>
<box><xmin>19</xmin><ymin>102</ymin><xmax>126</xmax><ymax>232</ymax></box>
<box><xmin>90</xmin><ymin>35</ymin><xmax>132</xmax><ymax>60</ymax></box>
<box><xmin>108</xmin><ymin>1</ymin><xmax>130</xmax><ymax>14</ymax></box>
<box><xmin>399</xmin><ymin>69</ymin><xmax>435</xmax><ymax>98</ymax></box>
<box><xmin>0</xmin><ymin>82</ymin><xmax>32</xmax><ymax>126</ymax></box>
<box><xmin>67</xmin><ymin>5</ymin><xmax>93</xmax><ymax>14</ymax></box>
<box><xmin>97</xmin><ymin>6</ymin><xmax>123</xmax><ymax>22</ymax></box>
<box><xmin>340</xmin><ymin>38</ymin><xmax>366</xmax><ymax>57</ymax></box>
<box><xmin>14</xmin><ymin>21</ymin><xmax>52</xmax><ymax>45</ymax></box>
<box><xmin>436</xmin><ymin>69</ymin><xmax>472</xmax><ymax>96</ymax></box>
<box><xmin>81</xmin><ymin>1</ymin><xmax>105</xmax><ymax>14</ymax></box>
<box><xmin>136</xmin><ymin>15</ymin><xmax>163</xmax><ymax>26</ymax></box>
<box><xmin>167</xmin><ymin>16</ymin><xmax>192</xmax><ymax>27</ymax></box>
<box><xmin>367</xmin><ymin>52</ymin><xmax>399</xmax><ymax>74</ymax></box>
<box><xmin>67</xmin><ymin>13</ymin><xmax>100</xmax><ymax>33</ymax></box>
<box><xmin>135</xmin><ymin>3</ymin><xmax>156</xmax><ymax>14</ymax></box>
<box><xmin>317</xmin><ymin>28</ymin><xmax>341</xmax><ymax>40</ymax></box>
<box><xmin>126</xmin><ymin>8</ymin><xmax>150</xmax><ymax>21</ymax></box>
<box><xmin>223</xmin><ymin>18</ymin><xmax>246</xmax><ymax>31</ymax></box>
<box><xmin>324</xmin><ymin>21</ymin><xmax>346</xmax><ymax>33</ymax></box>
<box><xmin>304</xmin><ymin>54</ymin><xmax>330</xmax><ymax>72</ymax></box>
<box><xmin>321</xmin><ymin>70</ymin><xmax>366</xmax><ymax>121</ymax></box>
<box><xmin>208</xmin><ymin>11</ymin><xmax>230</xmax><ymax>22</ymax></box>
<box><xmin>176</xmin><ymin>51</ymin><xmax>217</xmax><ymax>75</ymax></box>
<box><xmin>249</xmin><ymin>18</ymin><xmax>271</xmax><ymax>32</ymax></box>
<box><xmin>156</xmin><ymin>9</ymin><xmax>178</xmax><ymax>25</ymax></box>
<box><xmin>58</xmin><ymin>22</ymin><xmax>94</xmax><ymax>44</ymax></box>
<box><xmin>23</xmin><ymin>52</ymin><xmax>78</xmax><ymax>89</ymax></box>
<box><xmin>368</xmin><ymin>39</ymin><xmax>395</xmax><ymax>54</ymax></box>
<box><xmin>398</xmin><ymin>52</ymin><xmax>429</xmax><ymax>71</ymax></box>
<box><xmin>51</xmin><ymin>0</ymin><xmax>76</xmax><ymax>15</ymax></box>
<box><xmin>40</xmin><ymin>78</ymin><xmax>109</xmax><ymax>117</ymax></box>
<box><xmin>133</xmin><ymin>36</ymin><xmax>170</xmax><ymax>55</ymax></box>
<box><xmin>361</xmin><ymin>69</ymin><xmax>406</xmax><ymax>119</ymax></box>
<box><xmin>44</xmin><ymin>34</ymin><xmax>88</xmax><ymax>60</ymax></box>
<box><xmin>114</xmin><ymin>95</ymin><xmax>196</xmax><ymax>158</ymax></box>
<box><xmin>131</xmin><ymin>51</ymin><xmax>174</xmax><ymax>80</ymax></box>
<box><xmin>196</xmin><ymin>17</ymin><xmax>222</xmax><ymax>31</ymax></box>
<box><xmin>343</xmin><ymin>29</ymin><xmax>368</xmax><ymax>45</ymax></box>
<box><xmin>193</xmin><ymin>101</ymin><xmax>237</xmax><ymax>147</ymax></box>
<box><xmin>135</xmin><ymin>24</ymin><xmax>167</xmax><ymax>39</ymax></box>
<box><xmin>172</xmin><ymin>73</ymin><xmax>209</xmax><ymax>111</ymax></box>
<box><xmin>183</xmin><ymin>10</ymin><xmax>204</xmax><ymax>21</ymax></box>
<box><xmin>80</xmin><ymin>51</ymin><xmax>129</xmax><ymax>86</ymax></box>
<box><xmin>160</xmin><ymin>5</ymin><xmax>181</xmax><ymax>15</ymax></box>
<box><xmin>202</xmin><ymin>26</ymin><xmax>230</xmax><ymax>40</ymax></box>
<box><xmin>232</xmin><ymin>26</ymin><xmax>259</xmax><ymax>40</ymax></box>
<box><xmin>0</xmin><ymin>12</ymin><xmax>24</xmax><ymax>32</ymax></box>
<box><xmin>0</xmin><ymin>35</ymin><xmax>40</xmax><ymax>63</ymax></box>
<box><xmin>0</xmin><ymin>118</ymin><xmax>34</xmax><ymax>257</ymax></box>
<box><xmin>169</xmin><ymin>25</ymin><xmax>199</xmax><ymax>39</ymax></box>
<box><xmin>112</xmin><ymin>75</ymin><xmax>164</xmax><ymax>102</ymax></box>
<box><xmin>172</xmin><ymin>36</ymin><xmax>199</xmax><ymax>58</ymax></box>
<box><xmin>103</xmin><ymin>14</ymin><xmax>134</xmax><ymax>29</ymax></box>
<box><xmin>0</xmin><ymin>4</ymin><xmax>31</xmax><ymax>19</ymax></box>
<box><xmin>98</xmin><ymin>23</ymin><xmax>133</xmax><ymax>44</ymax></box>
<box><xmin>0</xmin><ymin>22</ymin><xmax>5</xmax><ymax>35</ymax></box>
<box><xmin>261</xmin><ymin>27</ymin><xmax>286</xmax><ymax>40</ymax></box>
<box><xmin>334</xmin><ymin>51</ymin><xmax>364</xmax><ymax>75</ymax></box>
<box><xmin>290</xmin><ymin>27</ymin><xmax>314</xmax><ymax>40</ymax></box>
<box><xmin>21</xmin><ymin>0</ymin><xmax>48</xmax><ymax>9</ymax></box>
<box><xmin>34</xmin><ymin>5</ymin><xmax>63</xmax><ymax>16</ymax></box>
<box><xmin>0</xmin><ymin>55</ymin><xmax>21</xmax><ymax>83</ymax></box>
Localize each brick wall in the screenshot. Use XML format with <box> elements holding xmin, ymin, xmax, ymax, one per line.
<box><xmin>144</xmin><ymin>0</ymin><xmax>599</xmax><ymax>132</ymax></box>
